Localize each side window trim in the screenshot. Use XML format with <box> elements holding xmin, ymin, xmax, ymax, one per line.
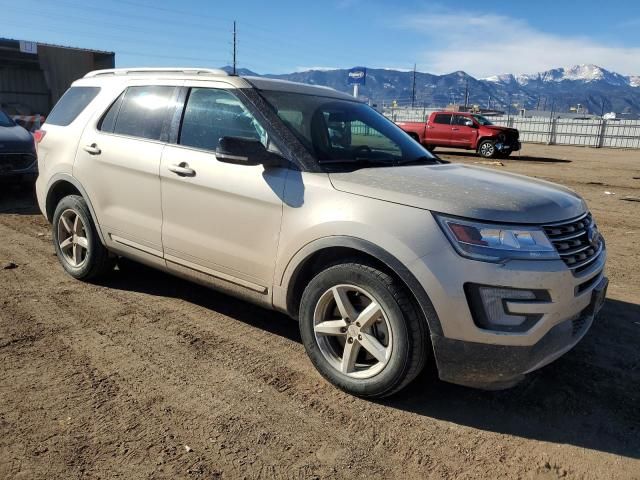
<box><xmin>167</xmin><ymin>86</ymin><xmax>189</xmax><ymax>144</ymax></box>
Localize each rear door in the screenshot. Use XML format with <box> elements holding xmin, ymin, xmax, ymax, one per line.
<box><xmin>74</xmin><ymin>83</ymin><xmax>179</xmax><ymax>261</ymax></box>
<box><xmin>450</xmin><ymin>114</ymin><xmax>478</xmax><ymax>147</ymax></box>
<box><xmin>426</xmin><ymin>113</ymin><xmax>452</xmax><ymax>145</ymax></box>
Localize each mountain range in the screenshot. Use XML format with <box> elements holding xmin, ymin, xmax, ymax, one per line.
<box><xmin>223</xmin><ymin>64</ymin><xmax>640</xmax><ymax>115</ymax></box>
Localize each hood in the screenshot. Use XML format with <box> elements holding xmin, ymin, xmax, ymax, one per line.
<box><xmin>483</xmin><ymin>125</ymin><xmax>518</xmax><ymax>134</ymax></box>
<box><xmin>0</xmin><ymin>125</ymin><xmax>35</xmax><ymax>153</ymax></box>
<box><xmin>329</xmin><ymin>164</ymin><xmax>586</xmax><ymax>224</ymax></box>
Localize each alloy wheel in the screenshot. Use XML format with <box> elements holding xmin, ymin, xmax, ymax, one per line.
<box><xmin>313</xmin><ymin>284</ymin><xmax>393</xmax><ymax>379</ymax></box>
<box><xmin>480</xmin><ymin>142</ymin><xmax>495</xmax><ymax>157</ymax></box>
<box><xmin>57</xmin><ymin>209</ymin><xmax>89</xmax><ymax>268</ymax></box>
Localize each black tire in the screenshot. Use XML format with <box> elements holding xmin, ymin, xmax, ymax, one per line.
<box><xmin>425</xmin><ymin>145</ymin><xmax>436</xmax><ymax>152</ymax></box>
<box><xmin>52</xmin><ymin>195</ymin><xmax>114</xmax><ymax>280</ymax></box>
<box><xmin>299</xmin><ymin>262</ymin><xmax>429</xmax><ymax>398</ymax></box>
<box><xmin>477</xmin><ymin>139</ymin><xmax>497</xmax><ymax>158</ymax></box>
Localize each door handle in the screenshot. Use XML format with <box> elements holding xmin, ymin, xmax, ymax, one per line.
<box><xmin>168</xmin><ymin>163</ymin><xmax>196</xmax><ymax>177</ymax></box>
<box><xmin>451</xmin><ymin>128</ymin><xmax>460</xmax><ymax>131</ymax></box>
<box><xmin>426</xmin><ymin>125</ymin><xmax>434</xmax><ymax>129</ymax></box>
<box><xmin>83</xmin><ymin>143</ymin><xmax>101</xmax><ymax>155</ymax></box>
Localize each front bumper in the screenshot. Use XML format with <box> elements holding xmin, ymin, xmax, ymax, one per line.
<box><xmin>431</xmin><ymin>276</ymin><xmax>607</xmax><ymax>389</ymax></box>
<box><xmin>0</xmin><ymin>153</ymin><xmax>38</xmax><ymax>183</ymax></box>
<box><xmin>496</xmin><ymin>140</ymin><xmax>521</xmax><ymax>152</ymax></box>
<box><xmin>409</xmin><ymin>224</ymin><xmax>607</xmax><ymax>389</ymax></box>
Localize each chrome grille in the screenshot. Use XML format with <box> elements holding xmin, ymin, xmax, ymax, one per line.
<box><xmin>543</xmin><ymin>212</ymin><xmax>603</xmax><ymax>274</ymax></box>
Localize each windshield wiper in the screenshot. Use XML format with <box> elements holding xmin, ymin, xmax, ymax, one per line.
<box><xmin>395</xmin><ymin>155</ymin><xmax>446</xmax><ymax>166</ymax></box>
<box><xmin>318</xmin><ymin>158</ymin><xmax>394</xmax><ymax>167</ymax></box>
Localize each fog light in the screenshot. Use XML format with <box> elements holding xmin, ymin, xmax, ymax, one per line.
<box><xmin>465</xmin><ymin>284</ymin><xmax>548</xmax><ymax>332</ymax></box>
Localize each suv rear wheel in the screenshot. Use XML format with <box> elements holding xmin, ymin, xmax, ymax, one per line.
<box><xmin>52</xmin><ymin>195</ymin><xmax>114</xmax><ymax>280</ymax></box>
<box><xmin>299</xmin><ymin>262</ymin><xmax>428</xmax><ymax>398</ymax></box>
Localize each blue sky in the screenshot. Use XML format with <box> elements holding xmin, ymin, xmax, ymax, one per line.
<box><xmin>2</xmin><ymin>0</ymin><xmax>640</xmax><ymax>76</ymax></box>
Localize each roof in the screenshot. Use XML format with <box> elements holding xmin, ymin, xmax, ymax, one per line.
<box><xmin>0</xmin><ymin>37</ymin><xmax>114</xmax><ymax>55</ymax></box>
<box><xmin>78</xmin><ymin>68</ymin><xmax>355</xmax><ymax>100</ymax></box>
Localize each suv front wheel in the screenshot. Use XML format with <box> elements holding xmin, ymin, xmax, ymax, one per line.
<box><xmin>52</xmin><ymin>195</ymin><xmax>114</xmax><ymax>280</ymax></box>
<box><xmin>299</xmin><ymin>262</ymin><xmax>428</xmax><ymax>398</ymax></box>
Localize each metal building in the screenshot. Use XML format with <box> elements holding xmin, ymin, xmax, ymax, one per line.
<box><xmin>0</xmin><ymin>38</ymin><xmax>114</xmax><ymax>116</ymax></box>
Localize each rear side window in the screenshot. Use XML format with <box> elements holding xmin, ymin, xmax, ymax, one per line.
<box><xmin>107</xmin><ymin>86</ymin><xmax>175</xmax><ymax>141</ymax></box>
<box><xmin>433</xmin><ymin>114</ymin><xmax>452</xmax><ymax>125</ymax></box>
<box><xmin>46</xmin><ymin>87</ymin><xmax>100</xmax><ymax>126</ymax></box>
<box><xmin>98</xmin><ymin>92</ymin><xmax>125</xmax><ymax>133</ymax></box>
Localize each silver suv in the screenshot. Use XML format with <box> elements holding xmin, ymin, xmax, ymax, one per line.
<box><xmin>35</xmin><ymin>68</ymin><xmax>608</xmax><ymax>397</ymax></box>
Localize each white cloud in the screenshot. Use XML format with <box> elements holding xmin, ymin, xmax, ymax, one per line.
<box><xmin>401</xmin><ymin>11</ymin><xmax>640</xmax><ymax>77</ymax></box>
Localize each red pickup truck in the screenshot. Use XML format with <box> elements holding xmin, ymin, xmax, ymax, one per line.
<box><xmin>397</xmin><ymin>112</ymin><xmax>521</xmax><ymax>159</ymax></box>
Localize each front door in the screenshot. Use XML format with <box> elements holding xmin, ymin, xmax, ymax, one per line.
<box><xmin>160</xmin><ymin>86</ymin><xmax>286</xmax><ymax>293</ymax></box>
<box><xmin>426</xmin><ymin>113</ymin><xmax>452</xmax><ymax>145</ymax></box>
<box><xmin>450</xmin><ymin>114</ymin><xmax>478</xmax><ymax>148</ymax></box>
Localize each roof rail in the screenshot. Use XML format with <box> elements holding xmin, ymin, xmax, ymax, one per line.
<box><xmin>84</xmin><ymin>68</ymin><xmax>229</xmax><ymax>78</ymax></box>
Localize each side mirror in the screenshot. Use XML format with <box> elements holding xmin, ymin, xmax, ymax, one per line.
<box><xmin>216</xmin><ymin>136</ymin><xmax>285</xmax><ymax>168</ymax></box>
<box><xmin>463</xmin><ymin>119</ymin><xmax>475</xmax><ymax>127</ymax></box>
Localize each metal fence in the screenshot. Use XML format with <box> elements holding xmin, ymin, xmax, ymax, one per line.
<box><xmin>382</xmin><ymin>107</ymin><xmax>640</xmax><ymax>149</ymax></box>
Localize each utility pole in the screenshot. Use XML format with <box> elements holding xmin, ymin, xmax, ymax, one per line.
<box><xmin>463</xmin><ymin>79</ymin><xmax>469</xmax><ymax>110</ymax></box>
<box><xmin>411</xmin><ymin>63</ymin><xmax>416</xmax><ymax>108</ymax></box>
<box><xmin>232</xmin><ymin>20</ymin><xmax>237</xmax><ymax>75</ymax></box>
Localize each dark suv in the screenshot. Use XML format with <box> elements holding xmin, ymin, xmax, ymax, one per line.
<box><xmin>0</xmin><ymin>109</ymin><xmax>37</xmax><ymax>185</ymax></box>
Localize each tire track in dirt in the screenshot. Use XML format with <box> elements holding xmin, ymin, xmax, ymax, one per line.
<box><xmin>1</xmin><ymin>189</ymin><xmax>639</xmax><ymax>479</ymax></box>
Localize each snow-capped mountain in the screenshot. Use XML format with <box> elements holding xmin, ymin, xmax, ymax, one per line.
<box><xmin>628</xmin><ymin>76</ymin><xmax>640</xmax><ymax>88</ymax></box>
<box><xmin>485</xmin><ymin>64</ymin><xmax>631</xmax><ymax>87</ymax></box>
<box><xmin>223</xmin><ymin>64</ymin><xmax>640</xmax><ymax>114</ymax></box>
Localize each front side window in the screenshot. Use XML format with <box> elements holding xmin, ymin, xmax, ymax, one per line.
<box><xmin>262</xmin><ymin>90</ymin><xmax>434</xmax><ymax>167</ymax></box>
<box><xmin>46</xmin><ymin>86</ymin><xmax>100</xmax><ymax>126</ymax></box>
<box><xmin>179</xmin><ymin>88</ymin><xmax>267</xmax><ymax>151</ymax></box>
<box><xmin>453</xmin><ymin>115</ymin><xmax>474</xmax><ymax>126</ymax></box>
<box><xmin>109</xmin><ymin>86</ymin><xmax>175</xmax><ymax>141</ymax></box>
<box><xmin>0</xmin><ymin>110</ymin><xmax>15</xmax><ymax>127</ymax></box>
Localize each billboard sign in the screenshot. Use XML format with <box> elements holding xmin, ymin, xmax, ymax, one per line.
<box><xmin>347</xmin><ymin>67</ymin><xmax>366</xmax><ymax>85</ymax></box>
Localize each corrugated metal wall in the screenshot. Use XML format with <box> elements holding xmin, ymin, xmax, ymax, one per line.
<box><xmin>0</xmin><ymin>41</ymin><xmax>114</xmax><ymax>115</ymax></box>
<box><xmin>0</xmin><ymin>67</ymin><xmax>50</xmax><ymax>114</ymax></box>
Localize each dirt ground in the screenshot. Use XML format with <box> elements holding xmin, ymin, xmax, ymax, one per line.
<box><xmin>0</xmin><ymin>143</ymin><xmax>639</xmax><ymax>479</ymax></box>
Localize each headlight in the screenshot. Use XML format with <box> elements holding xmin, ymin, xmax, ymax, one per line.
<box><xmin>434</xmin><ymin>214</ymin><xmax>559</xmax><ymax>262</ymax></box>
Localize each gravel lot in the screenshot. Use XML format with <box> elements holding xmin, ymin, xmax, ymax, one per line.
<box><xmin>1</xmin><ymin>143</ymin><xmax>639</xmax><ymax>479</ymax></box>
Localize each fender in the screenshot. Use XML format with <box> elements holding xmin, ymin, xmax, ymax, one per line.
<box><xmin>277</xmin><ymin>235</ymin><xmax>443</xmax><ymax>336</ymax></box>
<box><xmin>45</xmin><ymin>173</ymin><xmax>107</xmax><ymax>245</ymax></box>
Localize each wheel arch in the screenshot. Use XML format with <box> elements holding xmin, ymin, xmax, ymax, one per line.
<box><xmin>45</xmin><ymin>174</ymin><xmax>106</xmax><ymax>245</ymax></box>
<box><xmin>406</xmin><ymin>131</ymin><xmax>420</xmax><ymax>142</ymax></box>
<box><xmin>281</xmin><ymin>236</ymin><xmax>443</xmax><ymax>336</ymax></box>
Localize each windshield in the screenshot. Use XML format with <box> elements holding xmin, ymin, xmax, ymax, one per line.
<box><xmin>0</xmin><ymin>110</ymin><xmax>15</xmax><ymax>127</ymax></box>
<box><xmin>260</xmin><ymin>90</ymin><xmax>436</xmax><ymax>168</ymax></box>
<box><xmin>472</xmin><ymin>114</ymin><xmax>494</xmax><ymax>126</ymax></box>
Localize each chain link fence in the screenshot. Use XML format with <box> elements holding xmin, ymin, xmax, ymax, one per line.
<box><xmin>382</xmin><ymin>107</ymin><xmax>640</xmax><ymax>149</ymax></box>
